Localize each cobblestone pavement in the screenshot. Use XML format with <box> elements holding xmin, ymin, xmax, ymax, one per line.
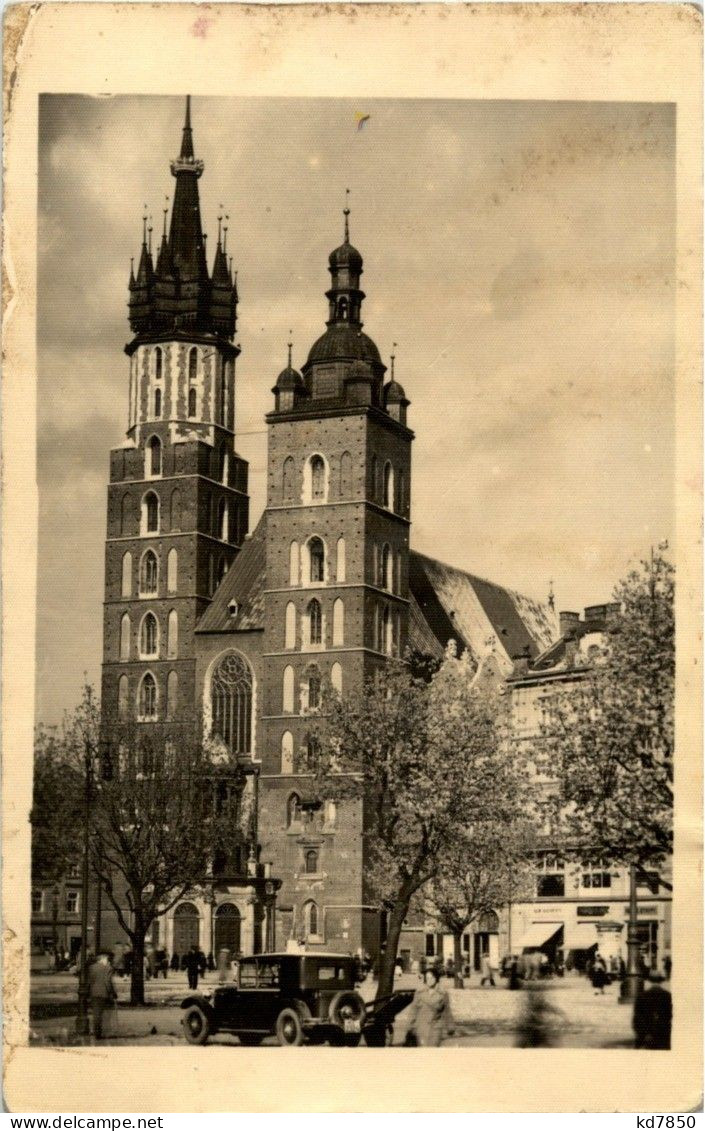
<box><xmin>29</xmin><ymin>971</ymin><xmax>636</xmax><ymax>1048</ymax></box>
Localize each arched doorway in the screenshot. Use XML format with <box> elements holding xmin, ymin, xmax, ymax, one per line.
<box><xmin>214</xmin><ymin>902</ymin><xmax>241</xmax><ymax>956</ymax></box>
<box><xmin>473</xmin><ymin>910</ymin><xmax>500</xmax><ymax>972</ymax></box>
<box><xmin>173</xmin><ymin>901</ymin><xmax>200</xmax><ymax>956</ymax></box>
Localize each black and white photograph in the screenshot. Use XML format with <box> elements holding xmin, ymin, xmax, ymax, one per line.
<box><xmin>3</xmin><ymin>2</ymin><xmax>701</xmax><ymax>1115</ymax></box>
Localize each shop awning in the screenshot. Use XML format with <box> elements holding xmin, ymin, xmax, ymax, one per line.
<box><xmin>515</xmin><ymin>922</ymin><xmax>563</xmax><ymax>950</ymax></box>
<box><xmin>563</xmin><ymin>924</ymin><xmax>600</xmax><ymax>951</ymax></box>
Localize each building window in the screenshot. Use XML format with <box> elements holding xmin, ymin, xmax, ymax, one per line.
<box><xmin>167</xmin><ymin>610</ymin><xmax>178</xmax><ymax>659</ymax></box>
<box><xmin>381</xmin><ymin>606</ymin><xmax>392</xmax><ymax>655</ymax></box>
<box><xmin>383</xmin><ymin>462</ymin><xmax>394</xmax><ymax>509</ymax></box>
<box><xmin>118</xmin><ymin>674</ymin><xmax>129</xmax><ymax>720</ymax></box>
<box><xmin>154</xmin><ymin>346</ymin><xmax>163</xmax><ymax>381</ymax></box>
<box><xmin>336</xmin><ymin>537</ymin><xmax>346</xmax><ymax>582</ymax></box>
<box><xmin>281</xmin><ymin>731</ymin><xmax>294</xmax><ymax>774</ymax></box>
<box><xmin>287</xmin><ymin>793</ymin><xmax>302</xmax><ymax>827</ymax></box>
<box><xmin>581</xmin><ymin>861</ymin><xmax>612</xmax><ymax>889</ymax></box>
<box><xmin>221</xmin><ymin>445</ymin><xmax>229</xmax><ymax>485</ymax></box>
<box><xmin>305</xmin><ymin>735</ymin><xmax>320</xmax><ymax>772</ymax></box>
<box><xmin>339</xmin><ymin>451</ymin><xmax>352</xmax><ymax>498</ymax></box>
<box><xmin>308</xmin><ymin>599</ymin><xmax>322</xmax><ymax>645</ymax></box>
<box><xmin>119</xmin><ymin>613</ymin><xmax>131</xmax><ymax>662</ymax></box>
<box><xmin>303</xmin><ymin>900</ymin><xmax>319</xmax><ymax>939</ymax></box>
<box><xmin>154</xmin><ymin>388</ymin><xmax>162</xmax><ymax>418</ymax></box>
<box><xmin>31</xmin><ymin>890</ymin><xmax>43</xmax><ymax>914</ymax></box>
<box><xmin>305</xmin><ymin>849</ymin><xmax>319</xmax><ymax>875</ymax></box>
<box><xmin>311</xmin><ymin>455</ymin><xmax>326</xmax><ymax>500</ymax></box>
<box><xmin>289</xmin><ymin>541</ymin><xmax>300</xmax><ymax>586</ymax></box>
<box><xmin>210</xmin><ymin>651</ymin><xmax>253</xmax><ymax>756</ymax></box>
<box><xmin>396</xmin><ymin>469</ymin><xmax>405</xmax><ymax>514</ymax></box>
<box><xmin>324</xmin><ymin>800</ymin><xmax>337</xmax><ymax>827</ymax></box>
<box><xmin>536</xmin><ymin>854</ymin><xmax>565</xmax><ymax>898</ymax></box>
<box><xmin>147</xmin><ymin>436</ymin><xmax>162</xmax><ymax>477</ymax></box>
<box><xmin>308</xmin><ymin>537</ymin><xmax>325</xmax><ymax>583</ymax></box>
<box><xmin>331</xmin><ymin>661</ymin><xmax>343</xmax><ymax>696</ymax></box>
<box><xmin>140</xmin><ymin>550</ymin><xmax>158</xmax><ymax>595</ymax></box>
<box><xmin>188</xmin><ymin>346</ymin><xmax>198</xmax><ymax>382</ymax></box>
<box><xmin>142</xmin><ymin>491</ymin><xmax>159</xmax><ymax>534</ymax></box>
<box><xmin>166</xmin><ymin>670</ymin><xmax>178</xmax><ymax>720</ymax></box>
<box><xmin>167</xmin><ymin>548</ymin><xmax>178</xmax><ymax>592</ymax></box>
<box><xmin>217</xmin><ymin>498</ymin><xmax>229</xmax><ymax>541</ymax></box>
<box><xmin>121</xmin><ymin>551</ymin><xmax>132</xmax><ymax>598</ymax></box>
<box><xmin>307</xmin><ymin>666</ymin><xmax>321</xmax><ymax>711</ymax></box>
<box><xmin>282</xmin><ymin>666</ymin><xmax>295</xmax><ymax>713</ymax></box>
<box><xmin>188</xmin><ymin>387</ymin><xmax>197</xmax><ymax>418</ymax></box>
<box><xmin>66</xmin><ymin>891</ymin><xmax>80</xmax><ymax>914</ymax></box>
<box><xmin>381</xmin><ymin>544</ymin><xmax>392</xmax><ymax>590</ymax></box>
<box><xmin>140</xmin><ymin>613</ymin><xmax>158</xmax><ymax>658</ymax></box>
<box><xmin>285</xmin><ymin>602</ymin><xmax>296</xmax><ymax>650</ymax></box>
<box><xmin>332</xmin><ymin>599</ymin><xmax>344</xmax><ymax>646</ymax></box>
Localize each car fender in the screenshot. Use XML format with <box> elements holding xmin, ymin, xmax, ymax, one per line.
<box><xmin>181</xmin><ymin>994</ymin><xmax>216</xmax><ymax>1025</ymax></box>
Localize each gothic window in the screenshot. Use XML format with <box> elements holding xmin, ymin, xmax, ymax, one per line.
<box><xmin>383</xmin><ymin>462</ymin><xmax>394</xmax><ymax>509</ymax></box>
<box><xmin>285</xmin><ymin>602</ymin><xmax>296</xmax><ymax>650</ymax></box>
<box><xmin>381</xmin><ymin>544</ymin><xmax>392</xmax><ymax>590</ymax></box>
<box><xmin>143</xmin><ymin>491</ymin><xmax>159</xmax><ymax>534</ymax></box>
<box><xmin>308</xmin><ymin>599</ymin><xmax>322</xmax><ymax>645</ymax></box>
<box><xmin>138</xmin><ymin>673</ymin><xmax>157</xmax><ymax>721</ymax></box>
<box><xmin>333</xmin><ymin>599</ymin><xmax>344</xmax><ymax>646</ymax></box>
<box><xmin>282</xmin><ymin>666</ymin><xmax>295</xmax><ymax>713</ymax></box>
<box><xmin>311</xmin><ymin>455</ymin><xmax>326</xmax><ymax>500</ymax></box>
<box><xmin>221</xmin><ymin>445</ymin><xmax>229</xmax><ymax>485</ymax></box>
<box><xmin>140</xmin><ymin>613</ymin><xmax>158</xmax><ymax>658</ymax></box>
<box><xmin>382</xmin><ymin>606</ymin><xmax>392</xmax><ymax>656</ymax></box>
<box><xmin>119</xmin><ymin>613</ymin><xmax>130</xmax><ymax>661</ymax></box>
<box><xmin>121</xmin><ymin>552</ymin><xmax>132</xmax><ymax>598</ymax></box>
<box><xmin>305</xmin><ymin>849</ymin><xmax>319</xmax><ymax>875</ymax></box>
<box><xmin>336</xmin><ymin>537</ymin><xmax>346</xmax><ymax>583</ymax></box>
<box><xmin>154</xmin><ymin>346</ymin><xmax>163</xmax><ymax>381</ymax></box>
<box><xmin>188</xmin><ymin>387</ymin><xmax>197</xmax><ymax>418</ymax></box>
<box><xmin>305</xmin><ymin>736</ymin><xmax>320</xmax><ymax>771</ymax></box>
<box><xmin>140</xmin><ymin>550</ymin><xmax>158</xmax><ymax>595</ymax></box>
<box><xmin>219</xmin><ymin>361</ymin><xmax>226</xmax><ymax>425</ymax></box>
<box><xmin>120</xmin><ymin>494</ymin><xmax>133</xmax><ymax>536</ymax></box>
<box><xmin>167</xmin><ymin>548</ymin><xmax>178</xmax><ymax>592</ymax></box>
<box><xmin>188</xmin><ymin>347</ymin><xmax>198</xmax><ymax>382</ymax></box>
<box><xmin>337</xmin><ymin>296</ymin><xmax>348</xmax><ymax>321</ymax></box>
<box><xmin>282</xmin><ymin>456</ymin><xmax>295</xmax><ymax>502</ymax></box>
<box><xmin>210</xmin><ymin>652</ymin><xmax>253</xmax><ymax>756</ymax></box>
<box><xmin>397</xmin><ymin>469</ymin><xmax>405</xmax><ymax>514</ymax></box>
<box><xmin>331</xmin><ymin>661</ymin><xmax>343</xmax><ymax>696</ymax></box>
<box><xmin>309</xmin><ymin>537</ymin><xmax>325</xmax><ymax>583</ymax></box>
<box><xmin>167</xmin><ymin>610</ymin><xmax>178</xmax><ymax>658</ymax></box>
<box><xmin>303</xmin><ymin>900</ymin><xmax>319</xmax><ymax>939</ymax></box>
<box><xmin>217</xmin><ymin>498</ymin><xmax>228</xmax><ymax>541</ymax></box>
<box><xmin>393</xmin><ymin>610</ymin><xmax>401</xmax><ymax>656</ymax></box>
<box><xmin>148</xmin><ymin>436</ymin><xmax>162</xmax><ymax>477</ymax></box>
<box><xmin>339</xmin><ymin>451</ymin><xmax>352</xmax><ymax>498</ymax></box>
<box><xmin>307</xmin><ymin>666</ymin><xmax>321</xmax><ymax>711</ymax></box>
<box><xmin>287</xmin><ymin>792</ymin><xmax>301</xmax><ymax>827</ymax></box>
<box><xmin>289</xmin><ymin>541</ymin><xmax>300</xmax><ymax>586</ymax></box>
<box><xmin>118</xmin><ymin>674</ymin><xmax>129</xmax><ymax>720</ymax></box>
<box><xmin>154</xmin><ymin>388</ymin><xmax>162</xmax><ymax>418</ymax></box>
<box><xmin>166</xmin><ymin>670</ymin><xmax>178</xmax><ymax>720</ymax></box>
<box><xmin>370</xmin><ymin>455</ymin><xmax>378</xmax><ymax>502</ymax></box>
<box><xmin>281</xmin><ymin>731</ymin><xmax>294</xmax><ymax>774</ymax></box>
<box><xmin>170</xmin><ymin>489</ymin><xmax>181</xmax><ymax>532</ymax></box>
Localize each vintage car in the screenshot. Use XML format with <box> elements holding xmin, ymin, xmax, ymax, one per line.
<box><xmin>181</xmin><ymin>952</ymin><xmax>414</xmax><ymax>1047</ymax></box>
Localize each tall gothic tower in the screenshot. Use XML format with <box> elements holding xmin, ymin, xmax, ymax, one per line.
<box><xmin>102</xmin><ymin>97</ymin><xmax>248</xmax><ymax>731</ymax></box>
<box><xmin>258</xmin><ymin>209</ymin><xmax>413</xmax><ymax>956</ymax></box>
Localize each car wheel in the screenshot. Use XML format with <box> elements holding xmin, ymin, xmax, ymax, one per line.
<box><xmin>238</xmin><ymin>1033</ymin><xmax>263</xmax><ymax>1046</ymax></box>
<box><xmin>182</xmin><ymin>1005</ymin><xmax>211</xmax><ymax>1046</ymax></box>
<box><xmin>275</xmin><ymin>1007</ymin><xmax>305</xmax><ymax>1046</ymax></box>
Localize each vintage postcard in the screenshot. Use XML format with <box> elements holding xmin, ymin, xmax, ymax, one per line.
<box><xmin>3</xmin><ymin>1</ymin><xmax>702</xmax><ymax>1114</ymax></box>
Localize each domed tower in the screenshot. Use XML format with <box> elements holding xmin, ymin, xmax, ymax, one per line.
<box><xmin>258</xmin><ymin>207</ymin><xmax>414</xmax><ymax>959</ymax></box>
<box><xmin>102</xmin><ymin>96</ymin><xmax>249</xmax><ymax>733</ymax></box>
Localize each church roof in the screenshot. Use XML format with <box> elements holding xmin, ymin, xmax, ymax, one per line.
<box><xmin>305</xmin><ymin>323</ymin><xmax>382</xmax><ymax>368</ymax></box>
<box><xmin>197</xmin><ymin>522</ymin><xmax>557</xmax><ymax>667</ymax></box>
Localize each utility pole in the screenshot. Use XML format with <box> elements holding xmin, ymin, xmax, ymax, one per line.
<box><xmin>620</xmin><ymin>862</ymin><xmax>642</xmax><ymax>1004</ymax></box>
<box><xmin>75</xmin><ymin>733</ymin><xmax>94</xmax><ymax>1036</ymax></box>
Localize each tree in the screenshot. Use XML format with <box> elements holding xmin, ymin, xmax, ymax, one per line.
<box><xmin>424</xmin><ymin>819</ymin><xmax>536</xmax><ymax>987</ymax></box>
<box><xmin>541</xmin><ymin>550</ymin><xmax>674</xmax><ymax>868</ymax></box>
<box><xmin>314</xmin><ymin>646</ymin><xmax>520</xmax><ymax>1000</ymax></box>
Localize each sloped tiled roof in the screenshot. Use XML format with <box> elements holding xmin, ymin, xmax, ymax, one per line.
<box><xmin>196</xmin><ymin>514</ymin><xmax>267</xmax><ymax>633</ymax></box>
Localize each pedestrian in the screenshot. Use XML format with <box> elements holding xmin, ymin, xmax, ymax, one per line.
<box><xmin>405</xmin><ymin>967</ymin><xmax>454</xmax><ymax>1047</ymax></box>
<box><xmin>88</xmin><ymin>950</ymin><xmax>117</xmax><ymax>1041</ymax></box>
<box><xmin>480</xmin><ymin>954</ymin><xmax>496</xmax><ymax>987</ymax></box>
<box><xmin>197</xmin><ymin>948</ymin><xmax>207</xmax><ymax>978</ymax></box>
<box><xmin>590</xmin><ymin>953</ymin><xmax>609</xmax><ymax>995</ymax></box>
<box><xmin>633</xmin><ymin>973</ymin><xmax>672</xmax><ymax>1049</ymax></box>
<box><xmin>207</xmin><ymin>951</ymin><xmax>215</xmax><ymax>972</ymax></box>
<box><xmin>516</xmin><ymin>984</ymin><xmax>563</xmax><ymax>1047</ymax></box>
<box><xmin>217</xmin><ymin>947</ymin><xmax>231</xmax><ymax>984</ymax></box>
<box><xmin>184</xmin><ymin>944</ymin><xmax>201</xmax><ymax>991</ymax></box>
<box><xmin>508</xmin><ymin>955</ymin><xmax>522</xmax><ymax>991</ymax></box>
<box><xmin>155</xmin><ymin>947</ymin><xmax>168</xmax><ymax>978</ymax></box>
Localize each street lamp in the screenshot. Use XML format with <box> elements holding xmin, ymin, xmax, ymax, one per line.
<box><xmin>620</xmin><ymin>862</ymin><xmax>643</xmax><ymax>1004</ymax></box>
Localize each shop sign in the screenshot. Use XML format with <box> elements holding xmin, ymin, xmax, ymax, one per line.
<box><xmin>530</xmin><ymin>905</ymin><xmax>563</xmax><ymax>918</ymax></box>
<box><xmin>623</xmin><ymin>905</ymin><xmax>658</xmax><ymax>916</ymax></box>
<box><xmin>577</xmin><ymin>906</ymin><xmax>609</xmax><ymax>917</ymax></box>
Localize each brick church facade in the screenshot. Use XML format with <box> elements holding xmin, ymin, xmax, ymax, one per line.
<box><xmin>99</xmin><ymin>99</ymin><xmax>557</xmax><ymax>964</ymax></box>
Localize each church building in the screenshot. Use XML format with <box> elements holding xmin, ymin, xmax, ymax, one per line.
<box><xmin>100</xmin><ymin>98</ymin><xmax>556</xmax><ymax>964</ymax></box>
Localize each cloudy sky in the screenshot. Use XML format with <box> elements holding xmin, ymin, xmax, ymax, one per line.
<box><xmin>37</xmin><ymin>95</ymin><xmax>675</xmax><ymax>723</ymax></box>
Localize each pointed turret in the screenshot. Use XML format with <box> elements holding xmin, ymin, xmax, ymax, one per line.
<box><xmin>169</xmin><ymin>95</ymin><xmax>207</xmax><ymax>281</ymax></box>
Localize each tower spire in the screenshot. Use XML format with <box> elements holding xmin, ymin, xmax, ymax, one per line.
<box><xmin>343</xmin><ymin>187</ymin><xmax>350</xmax><ymax>243</ymax></box>
<box><xmin>169</xmin><ymin>94</ymin><xmax>206</xmax><ymax>278</ymax></box>
<box><xmin>287</xmin><ymin>331</ymin><xmax>293</xmax><ymax>369</ymax></box>
<box><xmin>390</xmin><ymin>342</ymin><xmax>397</xmax><ymax>380</ymax></box>
<box><xmin>180</xmin><ymin>94</ymin><xmax>194</xmax><ymax>159</ymax></box>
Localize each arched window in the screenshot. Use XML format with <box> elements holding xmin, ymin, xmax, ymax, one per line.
<box><xmin>307</xmin><ymin>666</ymin><xmax>321</xmax><ymax>711</ymax></box>
<box><xmin>211</xmin><ymin>652</ymin><xmax>253</xmax><ymax>756</ymax></box>
<box><xmin>170</xmin><ymin>489</ymin><xmax>181</xmax><ymax>532</ymax></box>
<box><xmin>289</xmin><ymin>541</ymin><xmax>299</xmax><ymax>586</ymax></box>
<box><xmin>173</xmin><ymin>900</ymin><xmax>199</xmax><ymax>954</ymax></box>
<box><xmin>138</xmin><ymin>673</ymin><xmax>157</xmax><ymax>721</ymax></box>
<box><xmin>305</xmin><ymin>849</ymin><xmax>319</xmax><ymax>875</ymax></box>
<box><xmin>382</xmin><ymin>606</ymin><xmax>392</xmax><ymax>656</ymax></box>
<box><xmin>167</xmin><ymin>548</ymin><xmax>178</xmax><ymax>592</ymax></box>
<box><xmin>142</xmin><ymin>491</ymin><xmax>159</xmax><ymax>534</ymax></box>
<box><xmin>154</xmin><ymin>346</ymin><xmax>163</xmax><ymax>381</ymax></box>
<box><xmin>336</xmin><ymin>537</ymin><xmax>346</xmax><ymax>582</ymax></box>
<box><xmin>303</xmin><ymin>900</ymin><xmax>319</xmax><ymax>938</ymax></box>
<box><xmin>332</xmin><ymin>599</ymin><xmax>344</xmax><ymax>646</ymax></box>
<box><xmin>324</xmin><ymin>800</ymin><xmax>337</xmax><ymax>827</ymax></box>
<box><xmin>383</xmin><ymin>462</ymin><xmax>394</xmax><ymax>509</ymax></box>
<box><xmin>381</xmin><ymin>544</ymin><xmax>392</xmax><ymax>591</ymax></box>
<box><xmin>167</xmin><ymin>610</ymin><xmax>178</xmax><ymax>658</ymax></box>
<box><xmin>287</xmin><ymin>792</ymin><xmax>301</xmax><ymax>827</ymax></box>
<box><xmin>121</xmin><ymin>552</ymin><xmax>132</xmax><ymax>598</ymax></box>
<box><xmin>339</xmin><ymin>451</ymin><xmax>352</xmax><ymax>498</ymax></box>
<box><xmin>305</xmin><ymin>735</ymin><xmax>320</xmax><ymax>771</ymax></box>
<box><xmin>140</xmin><ymin>550</ymin><xmax>158</xmax><ymax>595</ymax></box>
<box><xmin>214</xmin><ymin>902</ymin><xmax>241</xmax><ymax>954</ymax></box>
<box><xmin>221</xmin><ymin>446</ymin><xmax>229</xmax><ymax>485</ymax></box>
<box><xmin>217</xmin><ymin>498</ymin><xmax>228</xmax><ymax>541</ymax></box>
<box><xmin>188</xmin><ymin>387</ymin><xmax>197</xmax><ymax>418</ymax></box>
<box><xmin>311</xmin><ymin>455</ymin><xmax>326</xmax><ymax>500</ymax></box>
<box><xmin>331</xmin><ymin>661</ymin><xmax>343</xmax><ymax>696</ymax></box>
<box><xmin>393</xmin><ymin>610</ymin><xmax>401</xmax><ymax>656</ymax></box>
<box><xmin>166</xmin><ymin>670</ymin><xmax>178</xmax><ymax>720</ymax></box>
<box><xmin>140</xmin><ymin>612</ymin><xmax>158</xmax><ymax>658</ymax></box>
<box><xmin>282</xmin><ymin>666</ymin><xmax>295</xmax><ymax>713</ymax></box>
<box><xmin>154</xmin><ymin>387</ymin><xmax>162</xmax><ymax>418</ymax></box>
<box><xmin>282</xmin><ymin>456</ymin><xmax>295</xmax><ymax>501</ymax></box>
<box><xmin>121</xmin><ymin>493</ymin><xmax>133</xmax><ymax>536</ymax></box>
<box><xmin>308</xmin><ymin>599</ymin><xmax>322</xmax><ymax>645</ymax></box>
<box><xmin>119</xmin><ymin>613</ymin><xmax>130</xmax><ymax>661</ymax></box>
<box><xmin>309</xmin><ymin>537</ymin><xmax>325</xmax><ymax>583</ymax></box>
<box><xmin>281</xmin><ymin>731</ymin><xmax>294</xmax><ymax>774</ymax></box>
<box><xmin>148</xmin><ymin>436</ymin><xmax>162</xmax><ymax>477</ymax></box>
<box><xmin>337</xmin><ymin>296</ymin><xmax>348</xmax><ymax>320</ymax></box>
<box><xmin>397</xmin><ymin>469</ymin><xmax>405</xmax><ymax>514</ymax></box>
<box><xmin>370</xmin><ymin>455</ymin><xmax>378</xmax><ymax>502</ymax></box>
<box><xmin>188</xmin><ymin>346</ymin><xmax>198</xmax><ymax>382</ymax></box>
<box><xmin>285</xmin><ymin>602</ymin><xmax>296</xmax><ymax>650</ymax></box>
<box><xmin>118</xmin><ymin>674</ymin><xmax>129</xmax><ymax>720</ymax></box>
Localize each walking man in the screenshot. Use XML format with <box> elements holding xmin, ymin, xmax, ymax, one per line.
<box><xmin>88</xmin><ymin>951</ymin><xmax>117</xmax><ymax>1041</ymax></box>
<box><xmin>185</xmin><ymin>943</ymin><xmax>201</xmax><ymax>991</ymax></box>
